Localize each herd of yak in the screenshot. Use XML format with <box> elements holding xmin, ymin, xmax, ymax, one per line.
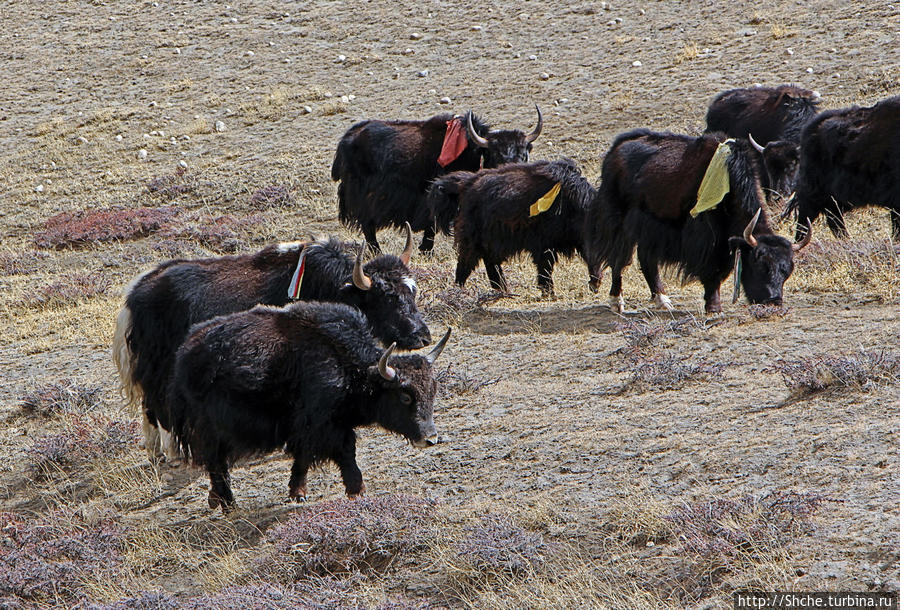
<box><xmin>112</xmin><ymin>85</ymin><xmax>900</xmax><ymax>510</ymax></box>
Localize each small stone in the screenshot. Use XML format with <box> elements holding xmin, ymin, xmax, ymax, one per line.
<box><xmin>158</xmin><ymin>130</ymin><xmax>165</xmax><ymax>137</ymax></box>
<box><xmin>34</xmin><ymin>184</ymin><xmax>44</xmax><ymax>193</ymax></box>
<box><xmin>539</xmin><ymin>72</ymin><xmax>550</xmax><ymax>80</ymax></box>
<box><xmin>528</xmin><ymin>54</ymin><xmax>537</xmax><ymax>60</ymax></box>
<box><xmin>337</xmin><ymin>54</ymin><xmax>346</xmax><ymax>62</ymax></box>
<box><xmin>340</xmin><ymin>95</ymin><xmax>350</xmax><ymax>103</ymax></box>
<box><xmin>347</xmin><ymin>94</ymin><xmax>356</xmax><ymax>101</ymax></box>
<box><xmin>402</xmin><ymin>48</ymin><xmax>414</xmax><ymax>55</ymax></box>
<box><xmin>786</xmin><ymin>47</ymin><xmax>794</xmax><ymax>55</ymax></box>
<box><xmin>632</xmin><ymin>60</ymin><xmax>642</xmax><ymax>67</ymax></box>
<box><xmin>174</xmin><ymin>48</ymin><xmax>181</xmax><ymax>54</ymax></box>
<box><xmin>302</xmin><ymin>105</ymin><xmax>312</xmax><ymax>114</ymax></box>
<box><xmin>215</xmin><ymin>120</ymin><xmax>226</xmax><ymax>132</ymax></box>
<box><xmin>76</xmin><ymin>136</ymin><xmax>88</xmax><ymax>144</ymax></box>
<box><xmin>428</xmin><ymin>88</ymin><xmax>436</xmax><ymax>94</ymax></box>
<box><xmin>230</xmin><ymin>17</ymin><xmax>237</xmax><ymax>23</ymax></box>
<box><xmin>806</xmin><ymin>67</ymin><xmax>814</xmax><ymax>73</ymax></box>
<box><xmin>410</xmin><ymin>32</ymin><xmax>423</xmax><ymax>40</ymax></box>
<box><xmin>737</xmin><ymin>27</ymin><xmax>757</xmax><ymax>36</ymax></box>
<box><xmin>115</xmin><ymin>134</ymin><xmax>123</xmax><ymax>141</ymax></box>
<box><xmin>471</xmin><ymin>25</ymin><xmax>482</xmax><ymax>31</ymax></box>
<box><xmin>600</xmin><ymin>1</ymin><xmax>609</xmax><ymax>8</ymax></box>
<box><xmin>615</xmin><ymin>17</ymin><xmax>623</xmax><ymax>23</ymax></box>
<box><xmin>417</xmin><ymin>69</ymin><xmax>428</xmax><ymax>77</ymax></box>
<box><xmin>137</xmin><ymin>148</ymin><xmax>148</xmax><ymax>160</ymax></box>
<box><xmin>607</xmin><ymin>19</ymin><xmax>617</xmax><ymax>26</ymax></box>
<box><xmin>149</xmin><ymin>101</ymin><xmax>157</xmax><ymax>107</ymax></box>
<box><xmin>169</xmin><ymin>137</ymin><xmax>177</xmax><ymax>144</ymax></box>
<box><xmin>439</xmin><ymin>96</ymin><xmax>451</xmax><ymax>104</ymax></box>
<box><xmin>245</xmin><ymin>50</ymin><xmax>255</xmax><ymax>57</ymax></box>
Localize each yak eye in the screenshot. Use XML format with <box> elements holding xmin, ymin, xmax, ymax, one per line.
<box><xmin>399</xmin><ymin>392</ymin><xmax>413</xmax><ymax>406</ymax></box>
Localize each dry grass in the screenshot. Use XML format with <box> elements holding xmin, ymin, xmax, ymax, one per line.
<box><xmin>673</xmin><ymin>41</ymin><xmax>699</xmax><ymax>65</ymax></box>
<box><xmin>20</xmin><ymin>380</ymin><xmax>103</xmax><ymax>417</ymax></box>
<box><xmin>773</xmin><ymin>348</ymin><xmax>900</xmax><ymax>395</ymax></box>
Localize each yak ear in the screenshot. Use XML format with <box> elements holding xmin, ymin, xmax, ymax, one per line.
<box><xmin>728</xmin><ymin>236</ymin><xmax>751</xmax><ymax>253</ymax></box>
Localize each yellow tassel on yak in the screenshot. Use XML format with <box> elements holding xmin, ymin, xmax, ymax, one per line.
<box><xmin>690</xmin><ymin>139</ymin><xmax>734</xmax><ymax>218</ymax></box>
<box><xmin>529</xmin><ymin>182</ymin><xmax>561</xmax><ymax>217</ymax></box>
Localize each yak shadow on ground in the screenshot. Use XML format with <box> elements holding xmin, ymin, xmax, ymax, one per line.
<box><xmin>461</xmin><ymin>303</ymin><xmax>697</xmax><ymax>336</ymax></box>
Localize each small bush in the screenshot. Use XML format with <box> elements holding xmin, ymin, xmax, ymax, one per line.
<box><xmin>0</xmin><ymin>250</ymin><xmax>49</xmax><ymax>275</ymax></box>
<box><xmin>744</xmin><ymin>304</ymin><xmax>791</xmax><ymax>321</ymax></box>
<box><xmin>773</xmin><ymin>349</ymin><xmax>900</xmax><ymax>393</ymax></box>
<box><xmin>20</xmin><ymin>380</ymin><xmax>102</xmax><ymax>416</ymax></box>
<box><xmin>626</xmin><ymin>353</ymin><xmax>725</xmax><ymax>391</ymax></box>
<box><xmin>454</xmin><ymin>514</ymin><xmax>545</xmax><ymax>577</ymax></box>
<box><xmin>34</xmin><ymin>206</ymin><xmax>179</xmax><ymax>249</ymax></box>
<box><xmin>160</xmin><ymin>213</ymin><xmax>269</xmax><ymax>252</ymax></box>
<box><xmin>250</xmin><ymin>185</ymin><xmax>292</xmax><ymax>208</ymax></box>
<box><xmin>146</xmin><ymin>166</ymin><xmax>195</xmax><ymax>200</ymax></box>
<box><xmin>0</xmin><ymin>508</ymin><xmax>125</xmax><ymax>606</ymax></box>
<box><xmin>436</xmin><ymin>365</ymin><xmax>500</xmax><ymax>397</ymax></box>
<box><xmin>27</xmin><ymin>415</ymin><xmax>140</xmax><ymax>476</ymax></box>
<box><xmin>617</xmin><ymin>316</ymin><xmax>705</xmax><ymax>357</ymax></box>
<box><xmin>258</xmin><ymin>494</ymin><xmax>437</xmax><ymax>579</ymax></box>
<box><xmin>23</xmin><ymin>272</ymin><xmax>111</xmax><ymax>308</ymax></box>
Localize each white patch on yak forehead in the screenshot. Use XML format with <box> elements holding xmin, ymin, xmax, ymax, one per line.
<box><xmin>403</xmin><ymin>277</ymin><xmax>417</xmax><ymax>293</ymax></box>
<box><xmin>276</xmin><ymin>241</ymin><xmax>305</xmax><ymax>252</ymax></box>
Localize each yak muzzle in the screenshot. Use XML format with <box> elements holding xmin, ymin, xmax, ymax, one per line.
<box><xmin>412</xmin><ymin>434</ymin><xmax>440</xmax><ymax>448</ymax></box>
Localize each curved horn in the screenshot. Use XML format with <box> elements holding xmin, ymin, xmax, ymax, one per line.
<box><xmin>526</xmin><ymin>104</ymin><xmax>543</xmax><ymax>143</ymax></box>
<box><xmin>466</xmin><ymin>111</ymin><xmax>489</xmax><ymax>149</ymax></box>
<box><xmin>352</xmin><ymin>245</ymin><xmax>372</xmax><ymax>291</ymax></box>
<box><xmin>793</xmin><ymin>220</ymin><xmax>812</xmax><ymax>251</ymax></box>
<box><xmin>743</xmin><ymin>208</ymin><xmax>761</xmax><ymax>248</ymax></box>
<box><xmin>748</xmin><ymin>133</ymin><xmax>765</xmax><ymax>154</ymax></box>
<box><xmin>399</xmin><ymin>222</ymin><xmax>413</xmax><ymax>266</ymax></box>
<box><xmin>378</xmin><ymin>342</ymin><xmax>397</xmax><ymax>381</ymax></box>
<box><xmin>425</xmin><ymin>328</ymin><xmax>451</xmax><ymax>364</ymax></box>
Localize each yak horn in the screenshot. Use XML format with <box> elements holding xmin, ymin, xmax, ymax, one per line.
<box><xmin>399</xmin><ymin>222</ymin><xmax>413</xmax><ymax>266</ymax></box>
<box><xmin>378</xmin><ymin>343</ymin><xmax>397</xmax><ymax>381</ymax></box>
<box><xmin>748</xmin><ymin>133</ymin><xmax>765</xmax><ymax>154</ymax></box>
<box><xmin>743</xmin><ymin>208</ymin><xmax>761</xmax><ymax>248</ymax></box>
<box><xmin>793</xmin><ymin>220</ymin><xmax>813</xmax><ymax>251</ymax></box>
<box><xmin>466</xmin><ymin>111</ymin><xmax>489</xmax><ymax>149</ymax></box>
<box><xmin>425</xmin><ymin>328</ymin><xmax>452</xmax><ymax>364</ymax></box>
<box><xmin>526</xmin><ymin>104</ymin><xmax>543</xmax><ymax>143</ymax></box>
<box><xmin>353</xmin><ymin>246</ymin><xmax>372</xmax><ymax>291</ymax></box>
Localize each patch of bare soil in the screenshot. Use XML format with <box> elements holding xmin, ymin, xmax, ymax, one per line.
<box><xmin>1</xmin><ymin>1</ymin><xmax>898</xmax><ymax>607</ymax></box>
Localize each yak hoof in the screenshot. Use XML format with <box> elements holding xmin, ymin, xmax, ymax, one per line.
<box><xmin>654</xmin><ymin>293</ymin><xmax>674</xmax><ymax>311</ymax></box>
<box><xmin>208</xmin><ymin>491</ymin><xmax>234</xmax><ymax>512</ymax></box>
<box><xmin>289</xmin><ymin>484</ymin><xmax>308</xmax><ymax>502</ymax></box>
<box><xmin>347</xmin><ymin>481</ymin><xmax>366</xmax><ymax>499</ymax></box>
<box><xmin>609</xmin><ymin>295</ymin><xmax>625</xmax><ymax>314</ymax></box>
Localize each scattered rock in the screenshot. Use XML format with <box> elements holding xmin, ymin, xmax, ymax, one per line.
<box><xmin>417</xmin><ymin>69</ymin><xmax>428</xmax><ymax>77</ymax></box>
<box><xmin>337</xmin><ymin>54</ymin><xmax>346</xmax><ymax>62</ymax></box>
<box><xmin>34</xmin><ymin>184</ymin><xmax>44</xmax><ymax>193</ymax></box>
<box><xmin>806</xmin><ymin>67</ymin><xmax>814</xmax><ymax>73</ymax></box>
<box><xmin>439</xmin><ymin>96</ymin><xmax>451</xmax><ymax>104</ymax></box>
<box><xmin>402</xmin><ymin>48</ymin><xmax>414</xmax><ymax>55</ymax></box>
<box><xmin>539</xmin><ymin>72</ymin><xmax>550</xmax><ymax>80</ymax></box>
<box><xmin>471</xmin><ymin>25</ymin><xmax>482</xmax><ymax>31</ymax></box>
<box><xmin>786</xmin><ymin>47</ymin><xmax>794</xmax><ymax>55</ymax></box>
<box><xmin>632</xmin><ymin>60</ymin><xmax>642</xmax><ymax>67</ymax></box>
<box><xmin>528</xmin><ymin>54</ymin><xmax>537</xmax><ymax>60</ymax></box>
<box><xmin>137</xmin><ymin>149</ymin><xmax>148</xmax><ymax>160</ymax></box>
<box><xmin>737</xmin><ymin>27</ymin><xmax>757</xmax><ymax>36</ymax></box>
<box><xmin>214</xmin><ymin>120</ymin><xmax>226</xmax><ymax>133</ymax></box>
<box><xmin>410</xmin><ymin>32</ymin><xmax>423</xmax><ymax>40</ymax></box>
<box><xmin>178</xmin><ymin>160</ymin><xmax>188</xmax><ymax>169</ymax></box>
<box><xmin>76</xmin><ymin>136</ymin><xmax>88</xmax><ymax>145</ymax></box>
<box><xmin>115</xmin><ymin>134</ymin><xmax>123</xmax><ymax>142</ymax></box>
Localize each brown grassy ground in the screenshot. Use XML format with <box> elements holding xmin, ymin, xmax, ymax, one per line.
<box><xmin>1</xmin><ymin>1</ymin><xmax>898</xmax><ymax>608</ymax></box>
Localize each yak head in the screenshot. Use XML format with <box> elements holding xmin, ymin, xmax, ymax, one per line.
<box><xmin>729</xmin><ymin>209</ymin><xmax>811</xmax><ymax>305</ymax></box>
<box><xmin>748</xmin><ymin>134</ymin><xmax>800</xmax><ymax>204</ymax></box>
<box><xmin>341</xmin><ymin>224</ymin><xmax>432</xmax><ymax>350</ymax></box>
<box><xmin>368</xmin><ymin>329</ymin><xmax>451</xmax><ymax>448</ymax></box>
<box><xmin>466</xmin><ymin>106</ymin><xmax>542</xmax><ymax>168</ymax></box>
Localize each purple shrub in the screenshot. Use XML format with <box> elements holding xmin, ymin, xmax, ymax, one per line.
<box><xmin>20</xmin><ymin>380</ymin><xmax>102</xmax><ymax>416</ymax></box>
<box><xmin>250</xmin><ymin>185</ymin><xmax>293</xmax><ymax>208</ymax></box>
<box><xmin>0</xmin><ymin>508</ymin><xmax>124</xmax><ymax>606</ymax></box>
<box><xmin>259</xmin><ymin>495</ymin><xmax>437</xmax><ymax>578</ymax></box>
<box><xmin>34</xmin><ymin>206</ymin><xmax>179</xmax><ymax>249</ymax></box>
<box><xmin>159</xmin><ymin>213</ymin><xmax>269</xmax><ymax>252</ymax></box>
<box><xmin>27</xmin><ymin>415</ymin><xmax>140</xmax><ymax>475</ymax></box>
<box><xmin>24</xmin><ymin>271</ymin><xmax>111</xmax><ymax>308</ymax></box>
<box><xmin>454</xmin><ymin>514</ymin><xmax>545</xmax><ymax>576</ymax></box>
<box><xmin>0</xmin><ymin>250</ymin><xmax>50</xmax><ymax>275</ymax></box>
<box><xmin>146</xmin><ymin>166</ymin><xmax>195</xmax><ymax>200</ymax></box>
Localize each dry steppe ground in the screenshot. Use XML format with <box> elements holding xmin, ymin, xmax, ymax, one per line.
<box><xmin>1</xmin><ymin>1</ymin><xmax>898</xmax><ymax>608</ymax></box>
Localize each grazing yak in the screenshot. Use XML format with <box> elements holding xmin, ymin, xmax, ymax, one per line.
<box><xmin>332</xmin><ymin>107</ymin><xmax>542</xmax><ymax>254</ymax></box>
<box><xmin>428</xmin><ymin>158</ymin><xmax>600</xmax><ymax>296</ymax></box>
<box><xmin>113</xmin><ymin>227</ymin><xmax>429</xmax><ymax>462</ymax></box>
<box><xmin>586</xmin><ymin>129</ymin><xmax>810</xmax><ymax>314</ymax></box>
<box><xmin>169</xmin><ymin>301</ymin><xmax>451</xmax><ymax>510</ymax></box>
<box><xmin>788</xmin><ymin>94</ymin><xmax>900</xmax><ymax>240</ymax></box>
<box><xmin>705</xmin><ymin>85</ymin><xmax>821</xmax><ymax>202</ymax></box>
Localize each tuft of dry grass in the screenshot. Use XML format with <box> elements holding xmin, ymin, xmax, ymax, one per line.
<box><xmin>249</xmin><ymin>184</ymin><xmax>293</xmax><ymax>208</ymax></box>
<box><xmin>673</xmin><ymin>41</ymin><xmax>699</xmax><ymax>65</ymax></box>
<box><xmin>0</xmin><ymin>250</ymin><xmax>50</xmax><ymax>275</ymax></box>
<box><xmin>772</xmin><ymin>348</ymin><xmax>900</xmax><ymax>394</ymax></box>
<box><xmin>436</xmin><ymin>364</ymin><xmax>500</xmax><ymax>397</ymax></box>
<box><xmin>20</xmin><ymin>380</ymin><xmax>103</xmax><ymax>417</ymax></box>
<box><xmin>159</xmin><ymin>212</ymin><xmax>273</xmax><ymax>252</ymax></box>
<box><xmin>26</xmin><ymin>415</ymin><xmax>140</xmax><ymax>478</ymax></box>
<box><xmin>34</xmin><ymin>206</ymin><xmax>180</xmax><ymax>249</ymax></box>
<box><xmin>453</xmin><ymin>513</ymin><xmax>545</xmax><ymax>577</ymax></box>
<box><xmin>146</xmin><ymin>165</ymin><xmax>196</xmax><ymax>200</ymax></box>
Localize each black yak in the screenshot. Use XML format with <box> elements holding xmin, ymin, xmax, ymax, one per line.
<box><xmin>113</xmin><ymin>227</ymin><xmax>430</xmax><ymax>462</ymax></box>
<box><xmin>788</xmin><ymin>95</ymin><xmax>900</xmax><ymax>240</ymax></box>
<box><xmin>428</xmin><ymin>158</ymin><xmax>600</xmax><ymax>296</ymax></box>
<box><xmin>586</xmin><ymin>129</ymin><xmax>811</xmax><ymax>314</ymax></box>
<box><xmin>169</xmin><ymin>301</ymin><xmax>451</xmax><ymax>510</ymax></box>
<box><xmin>332</xmin><ymin>107</ymin><xmax>542</xmax><ymax>254</ymax></box>
<box><xmin>705</xmin><ymin>85</ymin><xmax>820</xmax><ymax>202</ymax></box>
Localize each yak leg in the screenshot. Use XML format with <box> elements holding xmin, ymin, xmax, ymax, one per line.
<box><xmin>419</xmin><ymin>224</ymin><xmax>436</xmax><ymax>254</ymax></box>
<box><xmin>207</xmin><ymin>460</ymin><xmax>235</xmax><ymax>511</ymax></box>
<box><xmin>588</xmin><ymin>263</ymin><xmax>604</xmax><ymax>293</ymax></box>
<box><xmin>336</xmin><ymin>432</ymin><xmax>365</xmax><ymax>498</ymax></box>
<box><xmin>141</xmin><ymin>410</ymin><xmax>162</xmax><ymax>461</ymax></box>
<box><xmin>533</xmin><ymin>249</ymin><xmax>557</xmax><ymax>298</ymax></box>
<box><xmin>362</xmin><ymin>223</ymin><xmax>381</xmax><ymax>254</ymax></box>
<box><xmin>890</xmin><ymin>208</ymin><xmax>900</xmax><ymax>242</ymax></box>
<box><xmin>608</xmin><ymin>266</ymin><xmax>626</xmax><ymax>313</ymax></box>
<box><xmin>484</xmin><ymin>257</ymin><xmax>509</xmax><ymax>293</ymax></box>
<box><xmin>822</xmin><ymin>201</ymin><xmax>849</xmax><ymax>239</ymax></box>
<box><xmin>288</xmin><ymin>456</ymin><xmax>311</xmax><ymax>502</ymax></box>
<box><xmin>703</xmin><ymin>281</ymin><xmax>722</xmax><ymax>314</ymax></box>
<box><xmin>637</xmin><ymin>246</ymin><xmax>672</xmax><ymax>311</ymax></box>
<box><xmin>455</xmin><ymin>250</ymin><xmax>480</xmax><ymax>287</ymax></box>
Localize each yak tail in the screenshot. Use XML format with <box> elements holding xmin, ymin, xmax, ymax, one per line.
<box><xmin>112</xmin><ymin>303</ymin><xmax>143</xmax><ymax>415</ymax></box>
